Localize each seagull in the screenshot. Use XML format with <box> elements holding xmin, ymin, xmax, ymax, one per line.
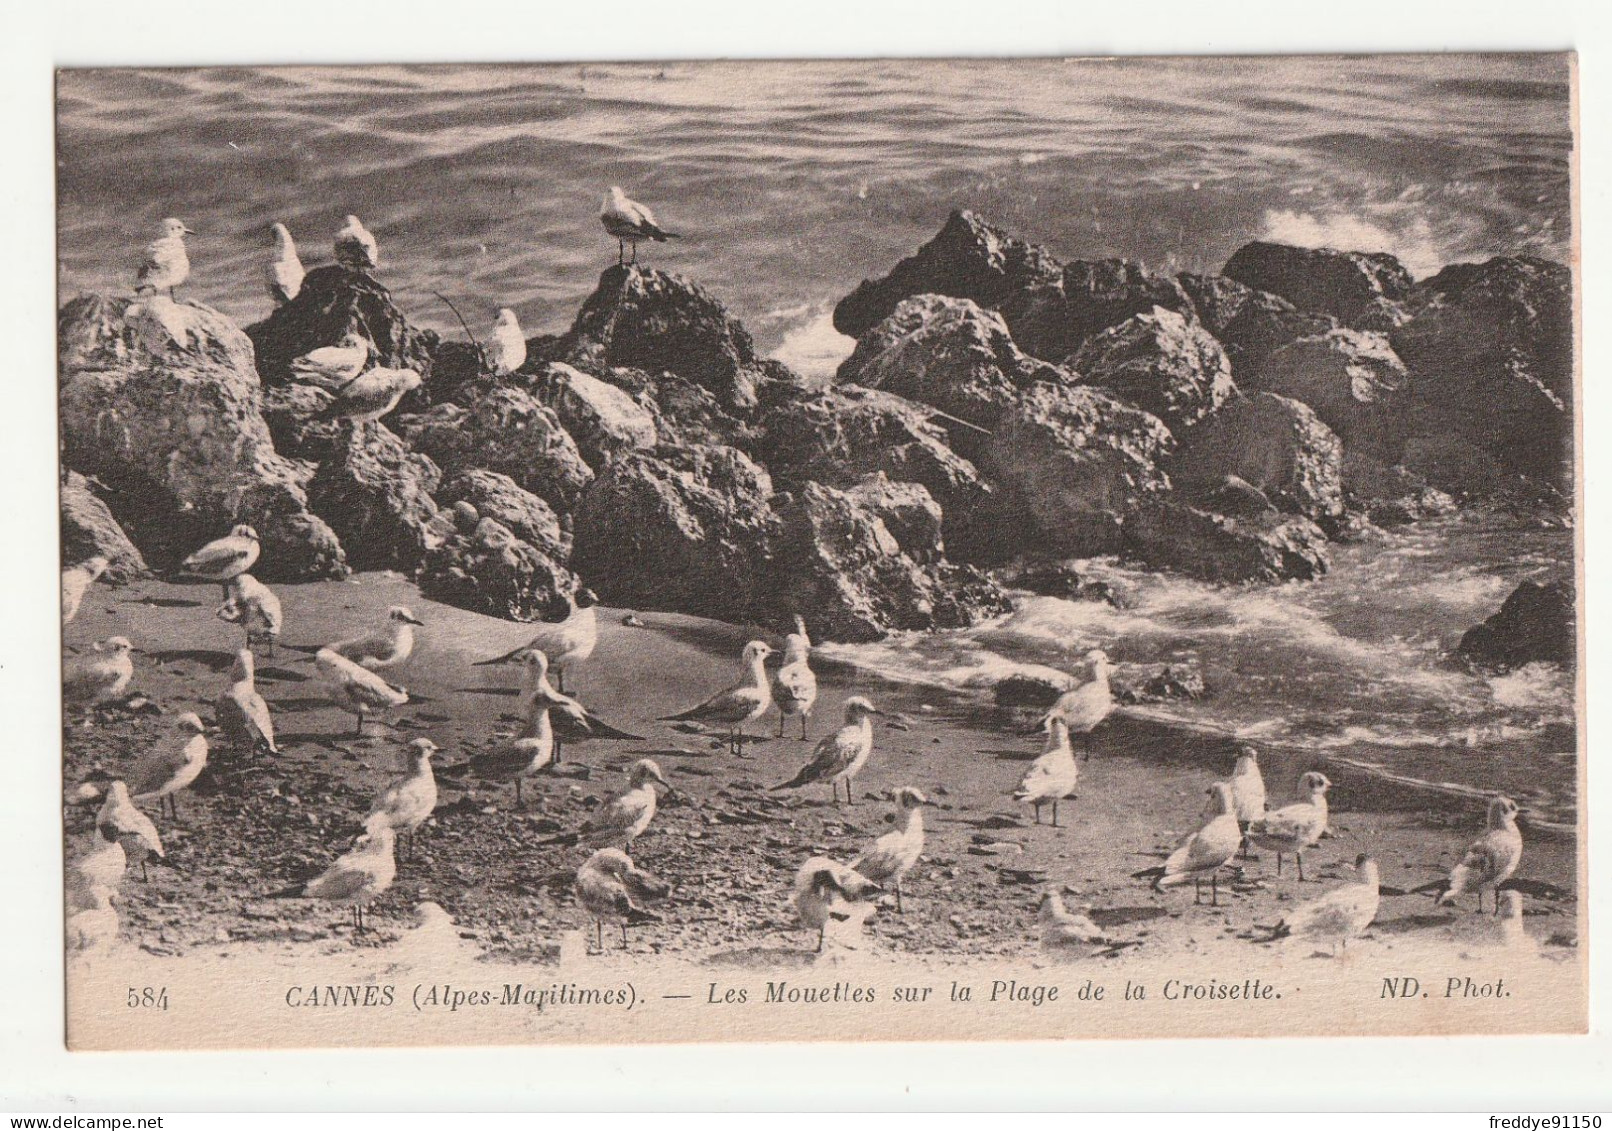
<box><xmin>574</xmin><ymin>759</ymin><xmax>670</xmax><ymax>850</ymax></box>
<box><xmin>1136</xmin><ymin>782</ymin><xmax>1241</xmax><ymax>905</ymax></box>
<box><xmin>180</xmin><ymin>524</ymin><xmax>261</xmax><ymax>593</ymax></box>
<box><xmin>487</xmin><ymin>308</ymin><xmax>527</xmax><ymax>376</ymax></box>
<box><xmin>366</xmin><ymin>738</ymin><xmax>439</xmax><ymax>862</ymax></box>
<box><xmin>216</xmin><ymin>573</ymin><xmax>283</xmax><ymax>655</ymax></box>
<box><xmin>316</xmin><ymin>367</ymin><xmax>422</xmax><ymax>427</ymax></box>
<box><xmin>460</xmin><ymin>676</ymin><xmax>574</xmax><ymax>807</ymax></box>
<box><xmin>474</xmin><ymin>588</ymin><xmax>600</xmax><ymax>694</ymax></box>
<box><xmin>1037</xmin><ymin>890</ymin><xmax>1120</xmax><ymax>954</ymax></box>
<box><xmin>217</xmin><ymin>647</ymin><xmax>278</xmax><ymax>756</ymax></box>
<box><xmin>508</xmin><ymin>647</ymin><xmax>640</xmax><ymax>763</ymax></box>
<box><xmin>315</xmin><ymin>647</ymin><xmax>409</xmax><ymax>736</ymax></box>
<box><xmin>1042</xmin><ymin>649</ymin><xmax>1113</xmax><ymax>758</ymax></box>
<box><xmin>601</xmin><ymin>186</ymin><xmax>680</xmax><ymax>265</ymax></box>
<box><xmin>265</xmin><ymin>222</ymin><xmax>305</xmax><ymax>305</ymax></box>
<box><xmin>1266</xmin><ymin>853</ymin><xmax>1381</xmax><ymax>953</ymax></box>
<box><xmin>66</xmin><ymin>885</ymin><xmax>120</xmax><ymax>953</ymax></box>
<box><xmin>62</xmin><ymin>556</ymin><xmax>110</xmax><ymax>624</ymax></box>
<box><xmin>794</xmin><ymin>856</ymin><xmax>881</xmax><ymax>952</ymax></box>
<box><xmin>134</xmin><ymin>218</ymin><xmax>193</xmax><ymax>301</ymax></box>
<box><xmin>64</xmin><ymin>636</ymin><xmax>136</xmax><ymax>708</ymax></box>
<box><xmin>129</xmin><ymin>712</ymin><xmax>208</xmax><ymax>821</ymax></box>
<box><xmin>575</xmin><ymin>847</ymin><xmax>669</xmax><ymax>951</ymax></box>
<box><xmin>288</xmin><ymin>332</ymin><xmax>370</xmax><ymax>389</ymax></box>
<box><xmin>659</xmin><ymin>640</ymin><xmax>775</xmax><ymax>756</ymax></box>
<box><xmin>292</xmin><ymin>815</ymin><xmax>397</xmax><ymax>934</ymax></box>
<box><xmin>850</xmin><ymin>787</ymin><xmax>927</xmax><ymax>913</ymax></box>
<box><xmin>1014</xmin><ymin>715</ymin><xmax>1080</xmax><ymax>826</ymax></box>
<box><xmin>771</xmin><ymin>696</ymin><xmax>882</xmax><ymax>805</ymax></box>
<box><xmin>772</xmin><ymin>616</ymin><xmax>818</xmax><ymax>740</ymax></box>
<box><xmin>1437</xmin><ymin>795</ymin><xmax>1524</xmax><ymax>914</ymax></box>
<box><xmin>334</xmin><ymin>214</ymin><xmax>379</xmax><ymax>272</ymax></box>
<box><xmin>1229</xmin><ymin>745</ymin><xmax>1266</xmax><ymax>858</ymax></box>
<box><xmin>1246</xmin><ymin>771</ymin><xmax>1331</xmax><ymax>881</ymax></box>
<box><xmin>329</xmin><ymin>605</ymin><xmax>424</xmax><ymax>672</ymax></box>
<box><xmin>70</xmin><ymin>825</ymin><xmax>127</xmax><ymax>903</ymax></box>
<box><xmin>97</xmin><ymin>780</ymin><xmax>164</xmax><ymax>882</ymax></box>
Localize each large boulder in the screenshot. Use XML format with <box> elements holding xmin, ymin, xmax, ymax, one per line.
<box><xmin>833</xmin><ymin>209</ymin><xmax>1062</xmax><ymax>340</ymax></box>
<box><xmin>1067</xmin><ymin>307</ymin><xmax>1236</xmax><ymax>434</ymax></box>
<box><xmin>1456</xmin><ymin>579</ymin><xmax>1574</xmax><ymax>671</ymax></box>
<box><xmin>1222</xmin><ymin>241</ymin><xmax>1414</xmax><ymax>330</ymax></box>
<box><xmin>835</xmin><ymin>294</ymin><xmax>1062</xmax><ymax>435</ymax></box>
<box><xmin>261</xmin><ymin>382</ymin><xmax>342</xmax><ymax>464</ymax></box>
<box><xmin>397</xmin><ymin>389</ymin><xmax>594</xmax><ymax>510</ymax></box>
<box><xmin>61</xmin><ymin>472</ymin><xmax>147</xmax><ymax>580</ymax></box>
<box><xmin>1167</xmin><ymin>393</ymin><xmax>1344</xmax><ymax>522</ymax></box>
<box><xmin>985</xmin><ymin>383</ymin><xmax>1173</xmax><ymax>556</ymax></box>
<box><xmin>1126</xmin><ymin>500</ymin><xmax>1330</xmax><ymax>583</ymax></box>
<box><xmin>420</xmin><ymin>517</ymin><xmax>577</xmax><ymax>623</ymax></box>
<box><xmin>525</xmin><ymin>362</ymin><xmax>659</xmax><ymax>467</ymax></box>
<box><xmin>1000</xmin><ymin>259</ymin><xmax>1195</xmax><ymax>364</ymax></box>
<box><xmin>570</xmin><ymin>445</ymin><xmax>782</xmax><ymax>623</ymax></box>
<box><xmin>1256</xmin><ymin>329</ymin><xmax>1409</xmax><ymax>460</ymax></box>
<box><xmin>245</xmin><ymin>265</ymin><xmax>439</xmax><ymax>388</ymax></box>
<box><xmin>435</xmin><ymin>470</ymin><xmax>569</xmax><ymax>560</ymax></box>
<box><xmin>305</xmin><ymin>425</ymin><xmax>446</xmax><ymax>573</ymax></box>
<box><xmin>58</xmin><ymin>295</ymin><xmax>347</xmax><ymax>580</ymax></box>
<box><xmin>1340</xmin><ymin>451</ymin><xmax>1457</xmax><ymax>527</ymax></box>
<box><xmin>845</xmin><ymin>474</ymin><xmax>945</xmax><ymax>563</ymax></box>
<box><xmin>1178</xmin><ymin>272</ymin><xmax>1338</xmax><ymax>381</ymax></box>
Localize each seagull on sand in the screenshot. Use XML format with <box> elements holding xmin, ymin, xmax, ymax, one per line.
<box><xmin>66</xmin><ymin>885</ymin><xmax>120</xmax><ymax>953</ymax></box>
<box><xmin>659</xmin><ymin>640</ymin><xmax>775</xmax><ymax>756</ymax></box>
<box><xmin>1264</xmin><ymin>853</ymin><xmax>1381</xmax><ymax>953</ymax></box>
<box><xmin>1037</xmin><ymin>890</ymin><xmax>1120</xmax><ymax>954</ymax></box>
<box><xmin>1246</xmin><ymin>771</ymin><xmax>1331</xmax><ymax>881</ymax></box>
<box><xmin>316</xmin><ymin>367</ymin><xmax>422</xmax><ymax>427</ymax></box>
<box><xmin>772</xmin><ymin>616</ymin><xmax>818</xmax><ymax>740</ymax></box>
<box><xmin>575</xmin><ymin>847</ymin><xmax>669</xmax><ymax>952</ymax></box>
<box><xmin>315</xmin><ymin>647</ymin><xmax>409</xmax><ymax>736</ymax></box>
<box><xmin>334</xmin><ymin>214</ymin><xmax>379</xmax><ymax>272</ymax></box>
<box><xmin>329</xmin><ymin>605</ymin><xmax>424</xmax><ymax>672</ymax></box>
<box><xmin>97</xmin><ymin>781</ymin><xmax>165</xmax><ymax>882</ymax></box>
<box><xmin>70</xmin><ymin>825</ymin><xmax>127</xmax><ymax>902</ymax></box>
<box><xmin>457</xmin><ymin>673</ymin><xmax>579</xmax><ymax>807</ymax></box>
<box><xmin>1229</xmin><ymin>745</ymin><xmax>1267</xmax><ymax>857</ymax></box>
<box><xmin>1437</xmin><ymin>795</ymin><xmax>1524</xmax><ymax>914</ymax></box>
<box><xmin>474</xmin><ymin>588</ymin><xmax>600</xmax><ymax>694</ymax></box>
<box><xmin>134</xmin><ymin>218</ymin><xmax>193</xmax><ymax>301</ymax></box>
<box><xmin>366</xmin><ymin>738</ymin><xmax>439</xmax><ymax>862</ymax></box>
<box><xmin>265</xmin><ymin>222</ymin><xmax>305</xmax><ymax>305</ymax></box>
<box><xmin>1135</xmin><ymin>782</ymin><xmax>1242</xmax><ymax>906</ymax></box>
<box><xmin>601</xmin><ymin>186</ymin><xmax>680</xmax><ymax>265</ymax></box>
<box><xmin>216</xmin><ymin>573</ymin><xmax>283</xmax><ymax>655</ymax></box>
<box><xmin>579</xmin><ymin>759</ymin><xmax>671</xmax><ymax>850</ymax></box>
<box><xmin>772</xmin><ymin>696</ymin><xmax>882</xmax><ymax>805</ymax></box>
<box><xmin>64</xmin><ymin>636</ymin><xmax>136</xmax><ymax>708</ymax></box>
<box><xmin>1042</xmin><ymin>648</ymin><xmax>1114</xmax><ymax>758</ymax></box>
<box><xmin>508</xmin><ymin>647</ymin><xmax>640</xmax><ymax>762</ymax></box>
<box><xmin>129</xmin><ymin>712</ymin><xmax>208</xmax><ymax>821</ymax></box>
<box><xmin>286</xmin><ymin>815</ymin><xmax>397</xmax><ymax>934</ymax></box>
<box><xmin>795</xmin><ymin>856</ymin><xmax>882</xmax><ymax>952</ymax></box>
<box><xmin>218</xmin><ymin>647</ymin><xmax>278</xmax><ymax>756</ymax></box>
<box><xmin>851</xmin><ymin>787</ymin><xmax>928</xmax><ymax>913</ymax></box>
<box><xmin>288</xmin><ymin>332</ymin><xmax>370</xmax><ymax>389</ymax></box>
<box><xmin>487</xmin><ymin>308</ymin><xmax>527</xmax><ymax>376</ymax></box>
<box><xmin>1014</xmin><ymin>715</ymin><xmax>1080</xmax><ymax>827</ymax></box>
<box><xmin>62</xmin><ymin>556</ymin><xmax>110</xmax><ymax>624</ymax></box>
<box><xmin>180</xmin><ymin>524</ymin><xmax>260</xmax><ymax>592</ymax></box>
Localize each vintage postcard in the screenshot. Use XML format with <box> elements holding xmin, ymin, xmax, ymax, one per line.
<box><xmin>56</xmin><ymin>54</ymin><xmax>1582</xmax><ymax>1049</ymax></box>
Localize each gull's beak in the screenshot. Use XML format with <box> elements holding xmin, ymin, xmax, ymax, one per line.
<box><xmin>405</xmin><ymin>614</ymin><xmax>425</xmax><ymax>626</ymax></box>
<box><xmin>182</xmin><ymin>226</ymin><xmax>197</xmax><ymax>235</ymax></box>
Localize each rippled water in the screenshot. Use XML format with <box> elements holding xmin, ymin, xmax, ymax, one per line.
<box><xmin>55</xmin><ymin>57</ymin><xmax>1577</xmax><ymax>819</ymax></box>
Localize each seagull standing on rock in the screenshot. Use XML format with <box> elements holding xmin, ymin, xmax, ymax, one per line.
<box><xmin>129</xmin><ymin>713</ymin><xmax>208</xmax><ymax>821</ymax></box>
<box><xmin>575</xmin><ymin>847</ymin><xmax>669</xmax><ymax>952</ymax></box>
<box><xmin>317</xmin><ymin>367</ymin><xmax>422</xmax><ymax>427</ymax></box>
<box><xmin>218</xmin><ymin>647</ymin><xmax>278</xmax><ymax>756</ymax></box>
<box><xmin>334</xmin><ymin>214</ymin><xmax>379</xmax><ymax>271</ymax></box>
<box><xmin>851</xmin><ymin>787</ymin><xmax>928</xmax><ymax>913</ymax></box>
<box><xmin>487</xmin><ymin>308</ymin><xmax>527</xmax><ymax>376</ymax></box>
<box><xmin>289</xmin><ymin>332</ymin><xmax>370</xmax><ymax>389</ymax></box>
<box><xmin>265</xmin><ymin>222</ymin><xmax>305</xmax><ymax>305</ymax></box>
<box><xmin>62</xmin><ymin>556</ymin><xmax>110</xmax><ymax>625</ymax></box>
<box><xmin>180</xmin><ymin>524</ymin><xmax>260</xmax><ymax>595</ymax></box>
<box><xmin>659</xmin><ymin>640</ymin><xmax>775</xmax><ymax>756</ymax></box>
<box><xmin>134</xmin><ymin>218</ymin><xmax>193</xmax><ymax>301</ymax></box>
<box><xmin>217</xmin><ymin>573</ymin><xmax>283</xmax><ymax>655</ymax></box>
<box><xmin>772</xmin><ymin>616</ymin><xmax>818</xmax><ymax>740</ymax></box>
<box><xmin>601</xmin><ymin>186</ymin><xmax>680</xmax><ymax>265</ymax></box>
<box><xmin>772</xmin><ymin>696</ymin><xmax>882</xmax><ymax>805</ymax></box>
<box><xmin>64</xmin><ymin>636</ymin><xmax>136</xmax><ymax>708</ymax></box>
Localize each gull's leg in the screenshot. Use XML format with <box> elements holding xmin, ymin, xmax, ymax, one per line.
<box><xmin>1276</xmin><ymin>853</ymin><xmax>1283</xmax><ymax>878</ymax></box>
<box><xmin>596</xmin><ymin>919</ymin><xmax>603</xmax><ymax>953</ymax></box>
<box><xmin>354</xmin><ymin>713</ymin><xmax>364</xmax><ymax>738</ymax></box>
<box><xmin>1032</xmin><ymin>801</ymin><xmax>1041</xmax><ymax>826</ymax></box>
<box><xmin>1211</xmin><ymin>871</ymin><xmax>1220</xmax><ymax>907</ymax></box>
<box><xmin>777</xmin><ymin>713</ymin><xmax>785</xmax><ymax>739</ymax></box>
<box><xmin>1052</xmin><ymin>800</ymin><xmax>1060</xmax><ymax>829</ymax></box>
<box><xmin>895</xmin><ymin>880</ymin><xmax>904</xmax><ymax>915</ymax></box>
<box><xmin>630</xmin><ymin>241</ymin><xmax>638</xmax><ymax>265</ymax></box>
<box><xmin>620</xmin><ymin>923</ymin><xmax>628</xmax><ymax>948</ymax></box>
<box><xmin>1193</xmin><ymin>878</ymin><xmax>1202</xmax><ymax>905</ymax></box>
<box><xmin>801</xmin><ymin>714</ymin><xmax>808</xmax><ymax>741</ymax></box>
<box><xmin>816</xmin><ymin>926</ymin><xmax>824</xmax><ymax>953</ymax></box>
<box><xmin>1297</xmin><ymin>853</ymin><xmax>1306</xmax><ymax>883</ymax></box>
<box><xmin>141</xmin><ymin>859</ymin><xmax>149</xmax><ymax>882</ymax></box>
<box><xmin>515</xmin><ymin>778</ymin><xmax>523</xmax><ymax>809</ymax></box>
<box><xmin>617</xmin><ymin>239</ymin><xmax>624</xmax><ymax>266</ymax></box>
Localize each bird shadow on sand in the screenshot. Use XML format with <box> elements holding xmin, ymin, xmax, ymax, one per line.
<box><xmin>270</xmin><ymin>697</ymin><xmax>339</xmax><ymax>714</ymax></box>
<box><xmin>1372</xmin><ymin>912</ymin><xmax>1456</xmax><ymax>936</ymax></box>
<box><xmin>132</xmin><ymin>596</ymin><xmax>206</xmax><ymax>609</ymax></box>
<box><xmin>986</xmin><ymin>748</ymin><xmax>1038</xmax><ymax>762</ymax></box>
<box><xmin>455</xmin><ymin>686</ymin><xmax>520</xmax><ymax>697</ymax></box>
<box><xmin>149</xmin><ymin>648</ymin><xmax>236</xmax><ymax>670</ymax></box>
<box><xmin>255</xmin><ymin>666</ymin><xmax>309</xmax><ymax>684</ymax></box>
<box><xmin>701</xmin><ymin>945</ymin><xmax>827</xmax><ymax>969</ymax></box>
<box><xmin>1090</xmin><ymin>906</ymin><xmax>1171</xmax><ymax>929</ymax></box>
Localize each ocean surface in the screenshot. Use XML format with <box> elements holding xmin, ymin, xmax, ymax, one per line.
<box><xmin>55</xmin><ymin>57</ymin><xmax>1578</xmax><ymax>822</ymax></box>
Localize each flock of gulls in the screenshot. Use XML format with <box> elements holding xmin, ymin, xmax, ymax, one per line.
<box><xmin>63</xmin><ymin>192</ymin><xmax>1535</xmax><ymax>960</ymax></box>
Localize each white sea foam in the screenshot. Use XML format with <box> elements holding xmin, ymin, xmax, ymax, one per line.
<box><xmin>767</xmin><ymin>305</ymin><xmax>856</xmax><ymax>380</ymax></box>
<box><xmin>1259</xmin><ymin>207</ymin><xmax>1444</xmax><ymax>278</ymax></box>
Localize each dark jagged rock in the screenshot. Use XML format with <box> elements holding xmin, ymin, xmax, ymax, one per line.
<box><xmin>1457</xmin><ymin>579</ymin><xmax>1574</xmax><ymax>672</ymax></box>
<box><xmin>396</xmin><ymin>389</ymin><xmax>594</xmax><ymax>510</ymax></box>
<box><xmin>1256</xmin><ymin>329</ymin><xmax>1409</xmax><ymax>460</ymax></box>
<box><xmin>836</xmin><ymin>294</ymin><xmax>1063</xmax><ymax>437</ymax></box>
<box><xmin>1125</xmin><ymin>499</ymin><xmax>1330</xmax><ymax>583</ymax></box>
<box><xmin>993</xmin><ymin>674</ymin><xmax>1065</xmax><ymax>710</ymax></box>
<box><xmin>305</xmin><ymin>424</ymin><xmax>445</xmax><ymax>573</ymax></box>
<box><xmin>1000</xmin><ymin>259</ymin><xmax>1195</xmax><ymax>364</ymax></box>
<box><xmin>985</xmin><ymin>383</ymin><xmax>1172</xmax><ymax>557</ymax></box>
<box><xmin>1167</xmin><ymin>392</ymin><xmax>1344</xmax><ymax>521</ymax></box>
<box><xmin>1178</xmin><ymin>272</ymin><xmax>1339</xmax><ymax>381</ymax></box>
<box><xmin>997</xmin><ymin>560</ymin><xmax>1128</xmax><ymax>606</ymax></box>
<box><xmin>58</xmin><ymin>295</ymin><xmax>347</xmax><ymax>580</ymax></box>
<box><xmin>846</xmin><ymin>474</ymin><xmax>945</xmax><ymax>563</ymax></box>
<box><xmin>61</xmin><ymin>471</ymin><xmax>147</xmax><ymax>580</ymax></box>
<box><xmin>1341</xmin><ymin>452</ymin><xmax>1457</xmax><ymax>526</ymax></box>
<box><xmin>525</xmin><ymin>361</ymin><xmax>659</xmax><ymax>467</ymax></box>
<box><xmin>1067</xmin><ymin>307</ymin><xmax>1236</xmax><ymax>434</ymax></box>
<box><xmin>832</xmin><ymin>209</ymin><xmax>1062</xmax><ymax>340</ymax></box>
<box><xmin>435</xmin><ymin>470</ymin><xmax>569</xmax><ymax>559</ymax></box>
<box><xmin>261</xmin><ymin>383</ymin><xmax>342</xmax><ymax>464</ymax></box>
<box><xmin>1223</xmin><ymin>241</ymin><xmax>1413</xmax><ymax>329</ymax></box>
<box><xmin>419</xmin><ymin>517</ymin><xmax>578</xmax><ymax>622</ymax></box>
<box><xmin>245</xmin><ymin>265</ymin><xmax>438</xmax><ymax>387</ymax></box>
<box><xmin>1114</xmin><ymin>661</ymin><xmax>1208</xmax><ymax>704</ymax></box>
